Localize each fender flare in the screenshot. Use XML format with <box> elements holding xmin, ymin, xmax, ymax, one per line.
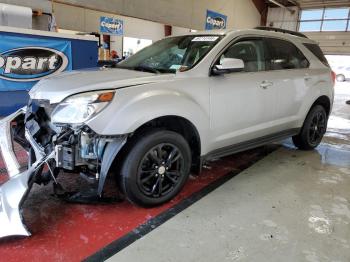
<box><xmin>98</xmin><ymin>136</ymin><xmax>127</xmax><ymax>196</ymax></box>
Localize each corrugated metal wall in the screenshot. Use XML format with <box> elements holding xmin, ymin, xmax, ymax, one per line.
<box><xmin>267</xmin><ymin>6</ymin><xmax>299</xmax><ymax>31</ymax></box>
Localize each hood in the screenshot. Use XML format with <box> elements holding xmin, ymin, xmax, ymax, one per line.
<box><xmin>29</xmin><ymin>67</ymin><xmax>175</xmax><ymax>103</ymax></box>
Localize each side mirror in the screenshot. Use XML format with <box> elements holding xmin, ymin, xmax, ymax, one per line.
<box><xmin>212</xmin><ymin>58</ymin><xmax>244</xmax><ymax>75</ymax></box>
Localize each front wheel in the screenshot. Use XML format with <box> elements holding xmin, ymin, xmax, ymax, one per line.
<box><xmin>120</xmin><ymin>130</ymin><xmax>191</xmax><ymax>207</ymax></box>
<box><xmin>292</xmin><ymin>105</ymin><xmax>327</xmax><ymax>150</ymax></box>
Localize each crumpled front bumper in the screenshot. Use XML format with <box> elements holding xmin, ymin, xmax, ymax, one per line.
<box><xmin>0</xmin><ymin>108</ymin><xmax>53</xmax><ymax>238</ymax></box>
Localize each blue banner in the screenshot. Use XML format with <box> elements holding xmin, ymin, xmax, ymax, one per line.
<box><xmin>100</xmin><ymin>16</ymin><xmax>124</xmax><ymax>36</ymax></box>
<box><xmin>0</xmin><ymin>34</ymin><xmax>72</xmax><ymax>91</ymax></box>
<box><xmin>205</xmin><ymin>10</ymin><xmax>227</xmax><ymax>30</ymax></box>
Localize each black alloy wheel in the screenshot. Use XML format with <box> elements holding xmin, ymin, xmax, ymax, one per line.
<box><xmin>292</xmin><ymin>105</ymin><xmax>327</xmax><ymax>150</ymax></box>
<box><xmin>137</xmin><ymin>143</ymin><xmax>185</xmax><ymax>198</ymax></box>
<box><xmin>308</xmin><ymin>111</ymin><xmax>326</xmax><ymax>147</ymax></box>
<box><xmin>119</xmin><ymin>130</ymin><xmax>191</xmax><ymax>206</ymax></box>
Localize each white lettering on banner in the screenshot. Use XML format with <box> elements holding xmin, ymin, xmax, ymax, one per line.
<box><xmin>206</xmin><ymin>16</ymin><xmax>225</xmax><ymax>28</ymax></box>
<box><xmin>22</xmin><ymin>57</ymin><xmax>37</xmax><ymax>70</ymax></box>
<box><xmin>0</xmin><ymin>55</ymin><xmax>59</xmax><ymax>74</ymax></box>
<box><xmin>4</xmin><ymin>57</ymin><xmax>21</xmax><ymax>73</ymax></box>
<box><xmin>0</xmin><ymin>47</ymin><xmax>68</xmax><ymax>82</ymax></box>
<box><xmin>101</xmin><ymin>21</ymin><xmax>122</xmax><ymax>30</ymax></box>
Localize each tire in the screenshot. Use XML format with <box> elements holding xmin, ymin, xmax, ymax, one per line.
<box><xmin>292</xmin><ymin>105</ymin><xmax>327</xmax><ymax>150</ymax></box>
<box><xmin>120</xmin><ymin>130</ymin><xmax>191</xmax><ymax>207</ymax></box>
<box><xmin>336</xmin><ymin>74</ymin><xmax>345</xmax><ymax>82</ymax></box>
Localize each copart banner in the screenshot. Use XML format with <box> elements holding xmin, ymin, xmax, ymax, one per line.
<box><xmin>205</xmin><ymin>10</ymin><xmax>227</xmax><ymax>30</ymax></box>
<box><xmin>0</xmin><ymin>34</ymin><xmax>72</xmax><ymax>91</ymax></box>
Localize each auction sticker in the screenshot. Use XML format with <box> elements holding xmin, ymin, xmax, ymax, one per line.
<box><xmin>192</xmin><ymin>36</ymin><xmax>219</xmax><ymax>42</ymax></box>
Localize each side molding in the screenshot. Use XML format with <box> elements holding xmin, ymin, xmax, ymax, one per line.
<box><xmin>203</xmin><ymin>128</ymin><xmax>300</xmax><ymax>161</ymax></box>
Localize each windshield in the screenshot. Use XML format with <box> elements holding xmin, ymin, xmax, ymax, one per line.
<box><xmin>117</xmin><ymin>35</ymin><xmax>223</xmax><ymax>74</ymax></box>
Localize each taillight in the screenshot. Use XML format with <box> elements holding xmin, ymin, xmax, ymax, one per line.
<box><xmin>331</xmin><ymin>71</ymin><xmax>336</xmax><ymax>86</ymax></box>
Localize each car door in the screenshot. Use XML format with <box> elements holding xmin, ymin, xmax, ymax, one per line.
<box><xmin>208</xmin><ymin>37</ymin><xmax>278</xmax><ymax>151</ymax></box>
<box><xmin>263</xmin><ymin>38</ymin><xmax>310</xmax><ymax>131</ymax></box>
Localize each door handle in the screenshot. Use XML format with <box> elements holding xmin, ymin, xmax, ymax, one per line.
<box><xmin>260</xmin><ymin>81</ymin><xmax>273</xmax><ymax>89</ymax></box>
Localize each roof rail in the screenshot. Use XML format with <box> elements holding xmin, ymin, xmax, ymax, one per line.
<box><xmin>254</xmin><ymin>26</ymin><xmax>308</xmax><ymax>39</ymax></box>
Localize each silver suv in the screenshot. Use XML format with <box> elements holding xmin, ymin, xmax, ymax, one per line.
<box><xmin>0</xmin><ymin>27</ymin><xmax>334</xmax><ymax>238</ymax></box>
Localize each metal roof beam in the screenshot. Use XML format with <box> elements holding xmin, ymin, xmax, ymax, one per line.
<box><xmin>268</xmin><ymin>0</ymin><xmax>296</xmax><ymax>14</ymax></box>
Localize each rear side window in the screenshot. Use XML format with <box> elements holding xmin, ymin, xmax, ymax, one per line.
<box><xmin>265</xmin><ymin>38</ymin><xmax>310</xmax><ymax>70</ymax></box>
<box><xmin>303</xmin><ymin>43</ymin><xmax>329</xmax><ymax>67</ymax></box>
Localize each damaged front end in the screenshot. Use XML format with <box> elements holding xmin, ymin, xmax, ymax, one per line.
<box><xmin>0</xmin><ymin>107</ymin><xmax>49</xmax><ymax>238</ymax></box>
<box><xmin>0</xmin><ymin>100</ymin><xmax>126</xmax><ymax>238</ymax></box>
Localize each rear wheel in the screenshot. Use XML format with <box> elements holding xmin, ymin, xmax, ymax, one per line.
<box><xmin>292</xmin><ymin>105</ymin><xmax>327</xmax><ymax>150</ymax></box>
<box><xmin>120</xmin><ymin>130</ymin><xmax>191</xmax><ymax>206</ymax></box>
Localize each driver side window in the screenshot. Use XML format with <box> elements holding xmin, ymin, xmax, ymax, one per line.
<box><xmin>219</xmin><ymin>39</ymin><xmax>265</xmax><ymax>72</ymax></box>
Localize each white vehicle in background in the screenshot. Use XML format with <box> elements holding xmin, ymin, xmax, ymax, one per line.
<box><xmin>325</xmin><ymin>55</ymin><xmax>350</xmax><ymax>82</ymax></box>
<box><xmin>335</xmin><ymin>66</ymin><xmax>350</xmax><ymax>82</ymax></box>
<box><xmin>0</xmin><ymin>27</ymin><xmax>334</xmax><ymax>238</ymax></box>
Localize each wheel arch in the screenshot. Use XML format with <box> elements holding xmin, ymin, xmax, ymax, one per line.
<box><xmin>297</xmin><ymin>94</ymin><xmax>332</xmax><ymax>130</ymax></box>
<box><xmin>311</xmin><ymin>95</ymin><xmax>331</xmax><ymax>117</ymax></box>
<box><xmin>293</xmin><ymin>96</ymin><xmax>330</xmax><ymax>150</ymax></box>
<box><xmin>128</xmin><ymin>115</ymin><xmax>202</xmax><ymax>173</ymax></box>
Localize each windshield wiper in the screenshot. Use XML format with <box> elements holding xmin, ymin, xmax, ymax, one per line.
<box><xmin>133</xmin><ymin>66</ymin><xmax>160</xmax><ymax>74</ymax></box>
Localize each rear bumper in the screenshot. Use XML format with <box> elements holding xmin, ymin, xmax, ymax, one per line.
<box><xmin>0</xmin><ymin>108</ymin><xmax>53</xmax><ymax>238</ymax></box>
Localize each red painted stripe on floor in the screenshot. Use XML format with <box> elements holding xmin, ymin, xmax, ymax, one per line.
<box><xmin>0</xmin><ymin>147</ymin><xmax>268</xmax><ymax>262</ymax></box>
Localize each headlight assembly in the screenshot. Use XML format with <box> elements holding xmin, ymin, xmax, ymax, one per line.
<box><xmin>51</xmin><ymin>90</ymin><xmax>115</xmax><ymax>125</ymax></box>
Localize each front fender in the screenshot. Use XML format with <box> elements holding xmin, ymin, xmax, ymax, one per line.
<box><xmin>87</xmin><ymin>87</ymin><xmax>210</xmax><ymax>153</ymax></box>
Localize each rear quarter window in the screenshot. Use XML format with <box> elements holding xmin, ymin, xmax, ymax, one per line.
<box><xmin>265</xmin><ymin>38</ymin><xmax>310</xmax><ymax>70</ymax></box>
<box><xmin>303</xmin><ymin>43</ymin><xmax>329</xmax><ymax>67</ymax></box>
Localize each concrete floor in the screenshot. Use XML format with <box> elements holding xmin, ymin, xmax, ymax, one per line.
<box><xmin>109</xmin><ymin>82</ymin><xmax>350</xmax><ymax>262</ymax></box>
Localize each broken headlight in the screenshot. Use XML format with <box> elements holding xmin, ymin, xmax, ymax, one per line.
<box><xmin>51</xmin><ymin>90</ymin><xmax>115</xmax><ymax>125</ymax></box>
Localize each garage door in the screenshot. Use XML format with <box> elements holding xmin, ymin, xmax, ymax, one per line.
<box><xmin>305</xmin><ymin>32</ymin><xmax>350</xmax><ymax>55</ymax></box>
<box><xmin>297</xmin><ymin>4</ymin><xmax>350</xmax><ymax>55</ymax></box>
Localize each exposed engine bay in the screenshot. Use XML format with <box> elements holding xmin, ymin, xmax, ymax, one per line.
<box><xmin>0</xmin><ymin>100</ymin><xmax>127</xmax><ymax>238</ymax></box>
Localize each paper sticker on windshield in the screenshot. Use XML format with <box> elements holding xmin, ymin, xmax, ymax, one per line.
<box><xmin>170</xmin><ymin>65</ymin><xmax>182</xmax><ymax>70</ymax></box>
<box><xmin>192</xmin><ymin>36</ymin><xmax>219</xmax><ymax>42</ymax></box>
